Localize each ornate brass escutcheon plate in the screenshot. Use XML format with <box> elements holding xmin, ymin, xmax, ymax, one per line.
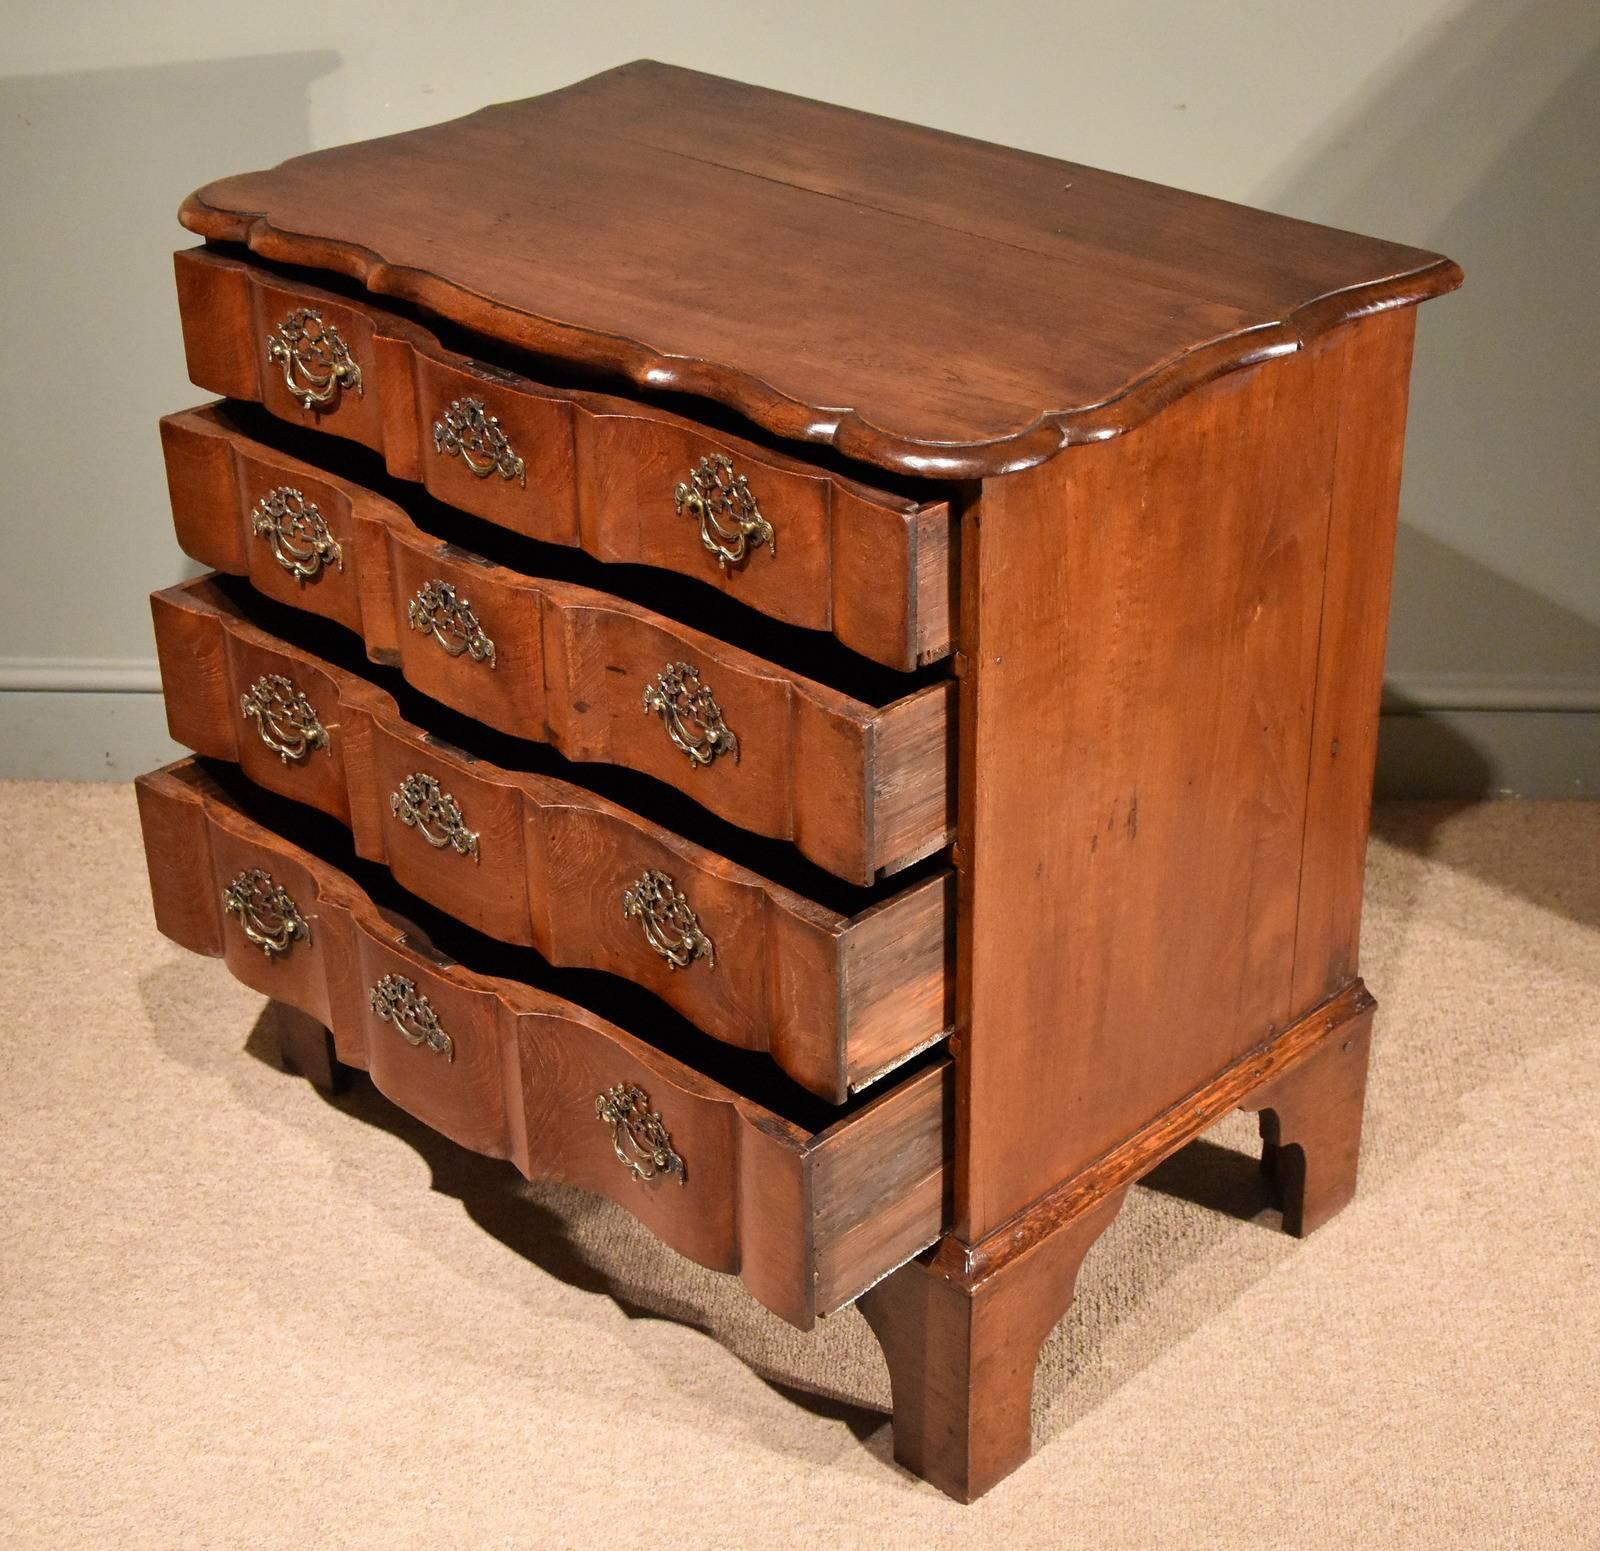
<box><xmin>239</xmin><ymin>674</ymin><xmax>330</xmax><ymax>764</ymax></box>
<box><xmin>641</xmin><ymin>662</ymin><xmax>738</xmax><ymax>768</ymax></box>
<box><xmin>595</xmin><ymin>1082</ymin><xmax>686</xmax><ymax>1184</ymax></box>
<box><xmin>369</xmin><ymin>974</ymin><xmax>454</xmax><ymax>1061</ymax></box>
<box><xmin>432</xmin><ymin>396</ymin><xmax>526</xmax><ymax>485</ymax></box>
<box><xmin>390</xmin><ymin>772</ymin><xmax>479</xmax><ymax>861</ymax></box>
<box><xmin>406</xmin><ymin>579</ymin><xmax>497</xmax><ymax>667</ymax></box>
<box><xmin>251</xmin><ymin>485</ymin><xmax>343</xmax><ymax>582</ymax></box>
<box><xmin>222</xmin><ymin>868</ymin><xmax>311</xmax><ymax>958</ymax></box>
<box><xmin>673</xmin><ymin>453</ymin><xmax>774</xmax><ymax>570</ymax></box>
<box><xmin>265</xmin><ymin>308</ymin><xmax>364</xmax><ymax>411</ymax></box>
<box><xmin>622</xmin><ymin>869</ymin><xmax>716</xmax><ymax>970</ymax></box>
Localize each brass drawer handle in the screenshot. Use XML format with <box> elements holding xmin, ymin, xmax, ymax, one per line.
<box><xmin>265</xmin><ymin>308</ymin><xmax>364</xmax><ymax>410</ymax></box>
<box><xmin>433</xmin><ymin>397</ymin><xmax>526</xmax><ymax>485</ymax></box>
<box><xmin>370</xmin><ymin>974</ymin><xmax>454</xmax><ymax>1061</ymax></box>
<box><xmin>407</xmin><ymin>580</ymin><xmax>496</xmax><ymax>667</ymax></box>
<box><xmin>240</xmin><ymin>674</ymin><xmax>330</xmax><ymax>763</ymax></box>
<box><xmin>623</xmin><ymin>869</ymin><xmax>715</xmax><ymax>970</ymax></box>
<box><xmin>252</xmin><ymin>486</ymin><xmax>342</xmax><ymax>581</ymax></box>
<box><xmin>595</xmin><ymin>1083</ymin><xmax>685</xmax><ymax>1184</ymax></box>
<box><xmin>223</xmin><ymin>868</ymin><xmax>310</xmax><ymax>958</ymax></box>
<box><xmin>674</xmin><ymin>453</ymin><xmax>774</xmax><ymax>570</ymax></box>
<box><xmin>391</xmin><ymin>773</ymin><xmax>479</xmax><ymax>861</ymax></box>
<box><xmin>642</xmin><ymin>662</ymin><xmax>737</xmax><ymax>768</ymax></box>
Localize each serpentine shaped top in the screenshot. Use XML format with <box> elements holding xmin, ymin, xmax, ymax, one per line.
<box><xmin>180</xmin><ymin>61</ymin><xmax>1461</xmax><ymax>480</ymax></box>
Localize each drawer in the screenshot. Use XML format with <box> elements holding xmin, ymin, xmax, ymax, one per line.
<box><xmin>175</xmin><ymin>246</ymin><xmax>953</xmax><ymax>671</ymax></box>
<box><xmin>161</xmin><ymin>404</ymin><xmax>954</xmax><ymax>885</ymax></box>
<box><xmin>136</xmin><ymin>758</ymin><xmax>953</xmax><ymax>1328</ymax></box>
<box><xmin>152</xmin><ymin>575</ymin><xmax>953</xmax><ymax>1102</ymax></box>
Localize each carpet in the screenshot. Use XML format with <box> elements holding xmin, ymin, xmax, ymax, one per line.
<box><xmin>2</xmin><ymin>785</ymin><xmax>1595</xmax><ymax>1549</ymax></box>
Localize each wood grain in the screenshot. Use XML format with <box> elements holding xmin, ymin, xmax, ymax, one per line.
<box><xmin>178</xmin><ymin>61</ymin><xmax>1460</xmax><ymax>477</ymax></box>
<box><xmin>811</xmin><ymin>1058</ymin><xmax>955</xmax><ymax>1312</ymax></box>
<box><xmin>950</xmin><ymin>979</ymin><xmax>1375</xmax><ymax>1284</ymax></box>
<box><xmin>1290</xmin><ymin>308</ymin><xmax>1417</xmax><ymax>1009</ymax></box>
<box><xmin>148</xmin><ymin>67</ymin><xmax>1462</xmax><ymax>1501</ymax></box>
<box><xmin>859</xmin><ymin>1188</ymin><xmax>1126</xmax><ymax>1503</ymax></box>
<box><xmin>153</xmin><ymin>575</ymin><xmax>952</xmax><ymax>1102</ymax></box>
<box><xmin>160</xmin><ymin>404</ymin><xmax>954</xmax><ymax>884</ymax></box>
<box><xmin>956</xmin><ymin>324</ymin><xmax>1365</xmax><ymax>1238</ymax></box>
<box><xmin>859</xmin><ymin>977</ymin><xmax>1372</xmax><ymax>1501</ymax></box>
<box><xmin>174</xmin><ymin>246</ymin><xmax>952</xmax><ymax>669</ymax></box>
<box><xmin>135</xmin><ymin>758</ymin><xmax>952</xmax><ymax>1328</ymax></box>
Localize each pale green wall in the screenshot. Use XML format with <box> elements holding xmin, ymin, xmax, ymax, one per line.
<box><xmin>2</xmin><ymin>0</ymin><xmax>1595</xmax><ymax>790</ymax></box>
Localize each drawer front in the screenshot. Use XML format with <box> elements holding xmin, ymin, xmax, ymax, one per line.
<box><xmin>175</xmin><ymin>246</ymin><xmax>953</xmax><ymax>671</ymax></box>
<box><xmin>136</xmin><ymin>759</ymin><xmax>953</xmax><ymax>1327</ymax></box>
<box><xmin>161</xmin><ymin>405</ymin><xmax>954</xmax><ymax>884</ymax></box>
<box><xmin>152</xmin><ymin>576</ymin><xmax>954</xmax><ymax>1102</ymax></box>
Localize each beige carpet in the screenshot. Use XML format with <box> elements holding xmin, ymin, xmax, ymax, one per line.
<box><xmin>2</xmin><ymin>784</ymin><xmax>1596</xmax><ymax>1550</ymax></box>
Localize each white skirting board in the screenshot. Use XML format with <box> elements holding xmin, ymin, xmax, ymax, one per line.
<box><xmin>0</xmin><ymin>689</ymin><xmax>1594</xmax><ymax>797</ymax></box>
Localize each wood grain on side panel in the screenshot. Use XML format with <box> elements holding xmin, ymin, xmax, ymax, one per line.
<box><xmin>1291</xmin><ymin>309</ymin><xmax>1417</xmax><ymax>1011</ymax></box>
<box><xmin>811</xmin><ymin>1060</ymin><xmax>954</xmax><ymax>1313</ymax></box>
<box><xmin>956</xmin><ymin>329</ymin><xmax>1361</xmax><ymax>1237</ymax></box>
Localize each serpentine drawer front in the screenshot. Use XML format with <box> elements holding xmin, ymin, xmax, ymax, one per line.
<box><xmin>175</xmin><ymin>247</ymin><xmax>953</xmax><ymax>671</ymax></box>
<box><xmin>136</xmin><ymin>760</ymin><xmax>952</xmax><ymax>1329</ymax></box>
<box><xmin>151</xmin><ymin>576</ymin><xmax>953</xmax><ymax>1103</ymax></box>
<box><xmin>161</xmin><ymin>404</ymin><xmax>953</xmax><ymax>885</ymax></box>
<box><xmin>146</xmin><ymin>62</ymin><xmax>1459</xmax><ymax>1501</ymax></box>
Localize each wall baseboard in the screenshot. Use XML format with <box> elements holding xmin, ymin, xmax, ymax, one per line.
<box><xmin>1373</xmin><ymin>708</ymin><xmax>1597</xmax><ymax>799</ymax></box>
<box><xmin>2</xmin><ymin>688</ymin><xmax>1594</xmax><ymax>798</ymax></box>
<box><xmin>0</xmin><ymin>691</ymin><xmax>183</xmax><ymax>781</ymax></box>
<box><xmin>0</xmin><ymin>656</ymin><xmax>164</xmax><ymax>693</ymax></box>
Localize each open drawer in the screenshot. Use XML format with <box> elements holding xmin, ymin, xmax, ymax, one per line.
<box><xmin>174</xmin><ymin>246</ymin><xmax>953</xmax><ymax>670</ymax></box>
<box><xmin>161</xmin><ymin>404</ymin><xmax>954</xmax><ymax>885</ymax></box>
<box><xmin>152</xmin><ymin>576</ymin><xmax>952</xmax><ymax>1103</ymax></box>
<box><xmin>136</xmin><ymin>760</ymin><xmax>952</xmax><ymax>1329</ymax></box>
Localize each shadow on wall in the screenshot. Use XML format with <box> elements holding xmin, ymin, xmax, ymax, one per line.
<box><xmin>1261</xmin><ymin>0</ymin><xmax>1600</xmax><ymax>795</ymax></box>
<box><xmin>1376</xmin><ymin>525</ymin><xmax>1600</xmax><ymax>799</ymax></box>
<box><xmin>0</xmin><ymin>53</ymin><xmax>339</xmax><ymax>661</ymax></box>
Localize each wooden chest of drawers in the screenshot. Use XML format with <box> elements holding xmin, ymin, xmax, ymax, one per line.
<box><xmin>138</xmin><ymin>62</ymin><xmax>1459</xmax><ymax>1501</ymax></box>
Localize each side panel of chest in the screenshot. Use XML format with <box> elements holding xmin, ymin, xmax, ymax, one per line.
<box><xmin>956</xmin><ymin>309</ymin><xmax>1416</xmax><ymax>1238</ymax></box>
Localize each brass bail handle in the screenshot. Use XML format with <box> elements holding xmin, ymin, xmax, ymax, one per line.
<box><xmin>595</xmin><ymin>1083</ymin><xmax>685</xmax><ymax>1184</ymax></box>
<box><xmin>251</xmin><ymin>486</ymin><xmax>343</xmax><ymax>583</ymax></box>
<box><xmin>390</xmin><ymin>773</ymin><xmax>480</xmax><ymax>861</ymax></box>
<box><xmin>266</xmin><ymin>308</ymin><xmax>365</xmax><ymax>411</ymax></box>
<box><xmin>239</xmin><ymin>674</ymin><xmax>331</xmax><ymax>765</ymax></box>
<box><xmin>641</xmin><ymin>662</ymin><xmax>738</xmax><ymax>768</ymax></box>
<box><xmin>433</xmin><ymin>396</ymin><xmax>526</xmax><ymax>485</ymax></box>
<box><xmin>406</xmin><ymin>580</ymin><xmax>497</xmax><ymax>667</ymax></box>
<box><xmin>369</xmin><ymin>975</ymin><xmax>455</xmax><ymax>1061</ymax></box>
<box><xmin>622</xmin><ymin>870</ymin><xmax>716</xmax><ymax>971</ymax></box>
<box><xmin>222</xmin><ymin>868</ymin><xmax>311</xmax><ymax>958</ymax></box>
<box><xmin>674</xmin><ymin>454</ymin><xmax>775</xmax><ymax>570</ymax></box>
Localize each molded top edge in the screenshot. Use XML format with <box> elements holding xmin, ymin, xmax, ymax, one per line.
<box><xmin>180</xmin><ymin>62</ymin><xmax>1461</xmax><ymax>480</ymax></box>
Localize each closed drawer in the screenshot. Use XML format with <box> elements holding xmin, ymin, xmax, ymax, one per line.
<box><xmin>152</xmin><ymin>575</ymin><xmax>952</xmax><ymax>1103</ymax></box>
<box><xmin>161</xmin><ymin>404</ymin><xmax>953</xmax><ymax>885</ymax></box>
<box><xmin>136</xmin><ymin>758</ymin><xmax>953</xmax><ymax>1328</ymax></box>
<box><xmin>175</xmin><ymin>246</ymin><xmax>953</xmax><ymax>671</ymax></box>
